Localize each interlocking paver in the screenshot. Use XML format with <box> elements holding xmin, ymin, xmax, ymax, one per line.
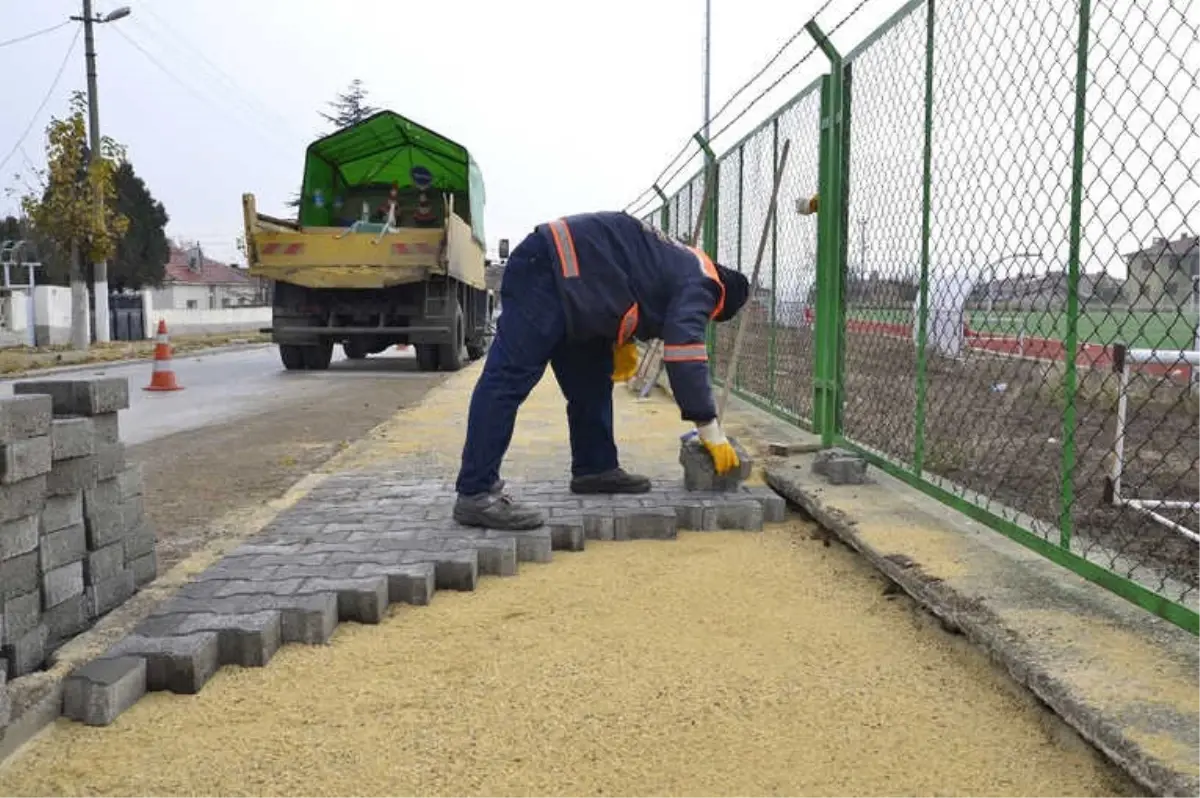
<box><xmin>60</xmin><ymin>366</ymin><xmax>795</xmax><ymax>727</ymax></box>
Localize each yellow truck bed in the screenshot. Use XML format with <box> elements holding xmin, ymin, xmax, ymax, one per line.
<box><xmin>242</xmin><ymin>193</ymin><xmax>486</xmax><ymax>291</ymax></box>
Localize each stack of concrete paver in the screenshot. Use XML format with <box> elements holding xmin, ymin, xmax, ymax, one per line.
<box><xmin>0</xmin><ymin>377</ymin><xmax>155</xmax><ymax>696</ymax></box>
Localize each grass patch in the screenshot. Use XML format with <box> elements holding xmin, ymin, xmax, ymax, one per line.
<box><xmin>0</xmin><ymin>332</ymin><xmax>271</xmax><ymax>375</ymax></box>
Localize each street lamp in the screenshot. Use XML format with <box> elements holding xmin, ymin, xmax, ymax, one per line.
<box><xmin>67</xmin><ymin>1</ymin><xmax>131</xmax><ymax>346</ymax></box>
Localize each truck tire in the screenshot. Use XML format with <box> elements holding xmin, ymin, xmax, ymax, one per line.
<box><xmin>437</xmin><ymin>301</ymin><xmax>466</xmax><ymax>372</ymax></box>
<box><xmin>302</xmin><ymin>342</ymin><xmax>333</xmax><ymax>370</ymax></box>
<box><xmin>279</xmin><ymin>344</ymin><xmax>307</xmax><ymax>371</ymax></box>
<box><xmin>415</xmin><ymin>344</ymin><xmax>440</xmax><ymax>371</ymax></box>
<box><xmin>342</xmin><ymin>340</ymin><xmax>368</xmax><ymax>360</ymax></box>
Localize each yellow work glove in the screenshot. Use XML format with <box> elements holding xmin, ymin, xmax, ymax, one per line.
<box><xmin>612</xmin><ymin>341</ymin><xmax>639</xmax><ymax>382</ymax></box>
<box><xmin>696</xmin><ymin>419</ymin><xmax>740</xmax><ymax>475</ymax></box>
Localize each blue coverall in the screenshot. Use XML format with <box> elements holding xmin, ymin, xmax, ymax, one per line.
<box><xmin>455</xmin><ymin>211</ymin><xmax>727</xmax><ymax>497</ymax></box>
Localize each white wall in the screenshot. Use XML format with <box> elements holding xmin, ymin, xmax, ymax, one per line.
<box><xmin>143</xmin><ymin>304</ymin><xmax>271</xmax><ymax>338</ymax></box>
<box><xmin>34</xmin><ymin>286</ymin><xmax>73</xmax><ymax>347</ymax></box>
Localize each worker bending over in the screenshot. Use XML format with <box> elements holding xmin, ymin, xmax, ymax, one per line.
<box><xmin>454</xmin><ymin>211</ymin><xmax>751</xmax><ymax>531</ymax></box>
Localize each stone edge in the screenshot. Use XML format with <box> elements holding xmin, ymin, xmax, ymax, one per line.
<box><xmin>764</xmin><ymin>463</ymin><xmax>1199</xmax><ymax>798</ymax></box>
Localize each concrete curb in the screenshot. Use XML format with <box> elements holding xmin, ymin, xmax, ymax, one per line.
<box><xmin>0</xmin><ymin>342</ymin><xmax>273</xmax><ymax>382</ymax></box>
<box><xmin>764</xmin><ymin>459</ymin><xmax>1200</xmax><ymax>798</ymax></box>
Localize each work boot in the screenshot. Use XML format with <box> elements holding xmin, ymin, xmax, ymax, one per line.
<box><xmin>570</xmin><ymin>468</ymin><xmax>652</xmax><ymax>495</ymax></box>
<box><xmin>453</xmin><ymin>490</ymin><xmax>545</xmax><ymax>530</ymax></box>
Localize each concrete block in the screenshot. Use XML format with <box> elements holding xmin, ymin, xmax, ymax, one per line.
<box><xmin>2</xmin><ymin>624</ymin><xmax>47</xmax><ymax>678</ymax></box>
<box><xmin>141</xmin><ymin>611</ymin><xmax>282</xmax><ymax>668</ymax></box>
<box><xmin>276</xmin><ymin>594</ymin><xmax>339</xmax><ymax>644</ymax></box>
<box><xmin>115</xmin><ymin>464</ymin><xmax>143</xmax><ymax>499</ymax></box>
<box><xmin>41</xmin><ymin>492</ymin><xmax>83</xmax><ymax>533</ymax></box>
<box><xmin>812</xmin><ymin>449</ymin><xmax>868</xmax><ymax>485</ymax></box>
<box><xmin>547</xmin><ymin>519</ymin><xmax>586</xmax><ymax>551</ymax></box>
<box><xmin>86</xmin><ymin>569</ymin><xmax>135</xmax><ymax>618</ymax></box>
<box><xmin>615</xmin><ymin>507</ymin><xmax>678</xmax><ymax>540</ymax></box>
<box><xmin>129</xmin><ymin>551</ymin><xmax>157</xmax><ymax>587</ymax></box>
<box><xmin>51</xmin><ymin>417</ymin><xmax>95</xmax><ymax>461</ymax></box>
<box><xmin>757</xmin><ymin>492</ymin><xmax>788</xmax><ymax>523</ymax></box>
<box><xmin>0</xmin><ymin>475</ymin><xmax>46</xmax><ymax>524</ymax></box>
<box><xmin>0</xmin><ymin>666</ymin><xmax>9</xmax><ymax>728</ymax></box>
<box><xmin>44</xmin><ymin>593</ymin><xmax>89</xmax><ymax>643</ymax></box>
<box><xmin>297</xmin><ymin>577</ymin><xmax>388</xmax><ymax>624</ymax></box>
<box><xmin>14</xmin><ymin>377</ymin><xmax>130</xmax><ymax>416</ymax></box>
<box><xmin>0</xmin><ymin>436</ymin><xmax>52</xmax><ymax>484</ymax></box>
<box><xmin>0</xmin><ymin>395</ymin><xmax>52</xmax><ymax>444</ymax></box>
<box><xmin>1</xmin><ymin>552</ymin><xmax>39</xmax><ymax>601</ymax></box>
<box><xmin>582</xmin><ymin>512</ymin><xmax>615</xmax><ymax>541</ymax></box>
<box><xmin>43</xmin><ymin>561</ymin><xmax>85</xmax><ymax>608</ymax></box>
<box><xmin>473</xmin><ymin>538</ymin><xmax>518</xmax><ymax>576</ymax></box>
<box><xmin>0</xmin><ymin>514</ymin><xmax>39</xmax><ymax>560</ymax></box>
<box><xmin>95</xmin><ymin>443</ymin><xmax>126</xmax><ymax>481</ymax></box>
<box><xmin>39</xmin><ymin>521</ymin><xmax>86</xmax><ymax>572</ymax></box>
<box><xmin>83</xmin><ymin>478</ymin><xmax>120</xmax><ymax>518</ymax></box>
<box><xmin>123</xmin><ymin>525</ymin><xmax>156</xmax><ymax>562</ymax></box>
<box><xmin>85</xmin><ymin>506</ymin><xmax>124</xmax><ymax>550</ymax></box>
<box><xmin>85</xmin><ymin>542</ymin><xmax>126</xmax><ymax>585</ymax></box>
<box><xmin>673</xmin><ymin>502</ymin><xmax>710</xmax><ymax>531</ymax></box>
<box><xmin>120</xmin><ymin>494</ymin><xmax>145</xmax><ymax>532</ymax></box>
<box><xmin>46</xmin><ymin>455</ymin><xmax>97</xmax><ymax>497</ymax></box>
<box><xmin>3</xmin><ymin>590</ymin><xmax>41</xmax><ymax>642</ymax></box>
<box><xmin>62</xmin><ymin>656</ymin><xmax>147</xmax><ymax>726</ymax></box>
<box><xmin>107</xmin><ymin>632</ymin><xmax>219</xmax><ymax>694</ymax></box>
<box><xmin>91</xmin><ymin>412</ymin><xmax>120</xmax><ymax>445</ymax></box>
<box><xmin>680</xmin><ymin>436</ymin><xmax>754</xmax><ymax>492</ymax></box>
<box><xmin>428</xmin><ymin>550</ymin><xmax>479</xmax><ymax>592</ymax></box>
<box><xmin>489</xmin><ymin>529</ymin><xmax>553</xmax><ymax>564</ymax></box>
<box><xmin>350</xmin><ymin>562</ymin><xmax>437</xmax><ymax>605</ymax></box>
<box><xmin>713</xmin><ymin>500</ymin><xmax>764</xmax><ymax>531</ymax></box>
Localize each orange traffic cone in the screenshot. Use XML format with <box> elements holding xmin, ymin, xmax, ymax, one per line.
<box><xmin>144</xmin><ymin>319</ymin><xmax>183</xmax><ymax>391</ymax></box>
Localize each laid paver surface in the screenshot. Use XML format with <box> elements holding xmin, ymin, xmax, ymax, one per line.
<box><xmin>0</xmin><ymin>365</ymin><xmax>1135</xmax><ymax>795</ymax></box>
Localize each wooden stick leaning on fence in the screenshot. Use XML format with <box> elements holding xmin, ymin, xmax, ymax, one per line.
<box><xmin>717</xmin><ymin>138</ymin><xmax>792</xmax><ymax>421</ymax></box>
<box><xmin>629</xmin><ymin>163</ymin><xmax>720</xmax><ymax>398</ymax></box>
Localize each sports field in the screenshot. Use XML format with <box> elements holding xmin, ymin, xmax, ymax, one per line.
<box><xmin>847</xmin><ymin>308</ymin><xmax>1198</xmax><ymax>351</ymax></box>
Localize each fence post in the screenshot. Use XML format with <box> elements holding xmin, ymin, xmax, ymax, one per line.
<box><xmin>653</xmin><ymin>185</ymin><xmax>670</xmax><ymax>233</ymax></box>
<box><xmin>914</xmin><ymin>0</ymin><xmax>936</xmax><ymax>475</ymax></box>
<box><xmin>693</xmin><ymin>134</ymin><xmax>720</xmax><ymax>362</ymax></box>
<box><xmin>808</xmin><ymin>20</ymin><xmax>848</xmax><ymax>447</ymax></box>
<box><xmin>769</xmin><ymin>116</ymin><xmax>780</xmax><ymax>405</ymax></box>
<box><xmin>736</xmin><ymin>144</ymin><xmax>745</xmax><ymax>391</ymax></box>
<box><xmin>1060</xmin><ymin>0</ymin><xmax>1092</xmax><ymax>550</ymax></box>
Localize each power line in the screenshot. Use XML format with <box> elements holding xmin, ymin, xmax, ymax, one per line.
<box><xmin>0</xmin><ymin>20</ymin><xmax>73</xmax><ymax>49</ymax></box>
<box><xmin>129</xmin><ymin>4</ymin><xmax>302</xmax><ymax>137</ymax></box>
<box><xmin>109</xmin><ymin>25</ymin><xmax>295</xmax><ymax>154</ymax></box>
<box><xmin>0</xmin><ymin>28</ymin><xmax>82</xmax><ymax>178</ymax></box>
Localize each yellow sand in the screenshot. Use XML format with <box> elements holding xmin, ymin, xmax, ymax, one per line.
<box><xmin>0</xmin><ymin>524</ymin><xmax>1130</xmax><ymax>797</ymax></box>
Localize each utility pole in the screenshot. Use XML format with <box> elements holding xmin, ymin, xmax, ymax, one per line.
<box><xmin>82</xmin><ymin>0</ymin><xmax>110</xmax><ymax>343</ymax></box>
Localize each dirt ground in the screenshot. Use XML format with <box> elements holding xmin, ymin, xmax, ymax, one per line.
<box><xmin>0</xmin><ymin>523</ymin><xmax>1135</xmax><ymax>797</ymax></box>
<box><xmin>715</xmin><ymin>322</ymin><xmax>1200</xmax><ymax>600</ymax></box>
<box><xmin>132</xmin><ymin>365</ymin><xmax>446</xmax><ymax>573</ymax></box>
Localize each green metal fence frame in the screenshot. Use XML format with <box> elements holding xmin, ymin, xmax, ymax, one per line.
<box><xmin>637</xmin><ymin>0</ymin><xmax>1198</xmax><ymax>634</ymax></box>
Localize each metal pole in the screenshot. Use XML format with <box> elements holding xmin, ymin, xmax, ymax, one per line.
<box><xmin>703</xmin><ymin>0</ymin><xmax>712</xmax><ymax>140</ymax></box>
<box><xmin>83</xmin><ymin>0</ymin><xmax>111</xmax><ymax>342</ymax></box>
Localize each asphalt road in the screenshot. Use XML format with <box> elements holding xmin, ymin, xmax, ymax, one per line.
<box><xmin>0</xmin><ymin>345</ymin><xmax>432</xmax><ymax>446</ymax></box>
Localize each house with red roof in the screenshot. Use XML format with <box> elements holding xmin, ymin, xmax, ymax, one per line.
<box><xmin>147</xmin><ymin>242</ymin><xmax>267</xmax><ymax>310</ymax></box>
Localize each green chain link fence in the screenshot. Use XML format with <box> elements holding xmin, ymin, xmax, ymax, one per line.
<box><xmin>630</xmin><ymin>0</ymin><xmax>1199</xmax><ymax>633</ymax></box>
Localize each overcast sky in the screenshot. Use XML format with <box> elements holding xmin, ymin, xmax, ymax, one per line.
<box><xmin>2</xmin><ymin>0</ymin><xmax>1192</xmax><ymax>295</ymax></box>
<box><xmin>0</xmin><ymin>0</ymin><xmax>898</xmax><ymax>267</ymax></box>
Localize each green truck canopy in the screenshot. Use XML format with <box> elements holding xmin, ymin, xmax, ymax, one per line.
<box><xmin>298</xmin><ymin>110</ymin><xmax>486</xmax><ymax>245</ymax></box>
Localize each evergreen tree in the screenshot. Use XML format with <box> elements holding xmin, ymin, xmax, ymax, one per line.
<box><xmin>288</xmin><ymin>80</ymin><xmax>379</xmax><ymax>210</ymax></box>
<box><xmin>111</xmin><ymin>161</ymin><xmax>170</xmax><ymax>290</ymax></box>
<box><xmin>320</xmin><ymin>79</ymin><xmax>379</xmax><ymax>129</ymax></box>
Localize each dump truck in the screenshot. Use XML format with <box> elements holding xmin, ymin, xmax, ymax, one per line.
<box><xmin>242</xmin><ymin>110</ymin><xmax>494</xmax><ymax>371</ymax></box>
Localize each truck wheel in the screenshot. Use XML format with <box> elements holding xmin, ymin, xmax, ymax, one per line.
<box><xmin>415</xmin><ymin>344</ymin><xmax>440</xmax><ymax>371</ymax></box>
<box><xmin>302</xmin><ymin>342</ymin><xmax>333</xmax><ymax>370</ymax></box>
<box><xmin>280</xmin><ymin>344</ymin><xmax>307</xmax><ymax>371</ymax></box>
<box><xmin>437</xmin><ymin>302</ymin><xmax>466</xmax><ymax>372</ymax></box>
<box><xmin>342</xmin><ymin>340</ymin><xmax>368</xmax><ymax>360</ymax></box>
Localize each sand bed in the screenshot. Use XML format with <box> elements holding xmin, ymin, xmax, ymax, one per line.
<box><xmin>0</xmin><ymin>523</ymin><xmax>1130</xmax><ymax>796</ymax></box>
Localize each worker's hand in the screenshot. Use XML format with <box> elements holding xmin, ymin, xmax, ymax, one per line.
<box><xmin>612</xmin><ymin>341</ymin><xmax>639</xmax><ymax>382</ymax></box>
<box><xmin>696</xmin><ymin>419</ymin><xmax>740</xmax><ymax>475</ymax></box>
